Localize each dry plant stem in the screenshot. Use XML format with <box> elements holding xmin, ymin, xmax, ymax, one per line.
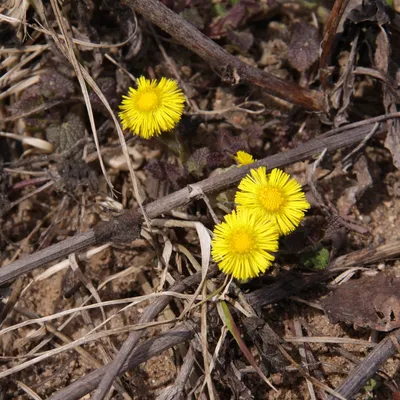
<box><xmin>0</xmin><ymin>123</ymin><xmax>382</xmax><ymax>285</ymax></box>
<box><xmin>327</xmin><ymin>328</ymin><xmax>400</xmax><ymax>400</ymax></box>
<box><xmin>320</xmin><ymin>0</ymin><xmax>351</xmax><ymax>89</ymax></box>
<box><xmin>293</xmin><ymin>317</ymin><xmax>317</xmax><ymax>400</ymax></box>
<box><xmin>126</xmin><ymin>0</ymin><xmax>326</xmax><ymax>112</ymax></box>
<box><xmin>50</xmin><ymin>266</ymin><xmax>218</xmax><ymax>400</ymax></box>
<box><xmin>144</xmin><ymin>123</ymin><xmax>378</xmax><ymax>217</ymax></box>
<box><xmin>48</xmin><ymin>322</ymin><xmax>197</xmax><ymax>400</ymax></box>
<box><xmin>91</xmin><ymin>265</ymin><xmax>218</xmax><ymax>400</ymax></box>
<box><xmin>0</xmin><ymin>231</ymin><xmax>97</xmax><ymax>284</ymax></box>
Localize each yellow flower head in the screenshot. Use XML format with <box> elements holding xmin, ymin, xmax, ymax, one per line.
<box><xmin>234</xmin><ymin>150</ymin><xmax>254</xmax><ymax>166</ymax></box>
<box><xmin>119</xmin><ymin>76</ymin><xmax>185</xmax><ymax>139</ymax></box>
<box><xmin>235</xmin><ymin>167</ymin><xmax>310</xmax><ymax>235</ymax></box>
<box><xmin>211</xmin><ymin>208</ymin><xmax>279</xmax><ymax>280</ymax></box>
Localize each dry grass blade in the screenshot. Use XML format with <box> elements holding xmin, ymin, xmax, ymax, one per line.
<box><xmin>0</xmin><ymin>44</ymin><xmax>49</xmax><ymax>87</ymax></box>
<box><xmin>34</xmin><ymin>243</ymin><xmax>111</xmax><ymax>281</ymax></box>
<box><xmin>17</xmin><ymin>381</ymin><xmax>42</xmax><ymax>400</ymax></box>
<box><xmin>198</xmin><ymin>324</ymin><xmax>228</xmax><ymax>396</ymax></box>
<box><xmin>285</xmin><ymin>336</ymin><xmax>376</xmax><ymax>347</ymax></box>
<box><xmin>186</xmin><ymin>100</ymin><xmax>266</xmax><ymax>116</ymax></box>
<box><xmin>293</xmin><ymin>317</ymin><xmax>317</xmax><ymax>400</ymax></box>
<box><xmin>0</xmin><ymin>75</ymin><xmax>40</xmax><ymax>100</ymax></box>
<box><xmin>11</xmin><ymin>307</ymin><xmax>128</xmax><ymax>398</ymax></box>
<box><xmin>0</xmin><ymin>317</ymin><xmax>179</xmax><ymax>380</ymax></box>
<box><xmin>68</xmin><ymin>253</ymin><xmax>106</xmax><ymax>321</ymax></box>
<box><xmin>179</xmin><ymin>222</ymin><xmax>211</xmax><ymax>316</ymax></box>
<box><xmin>0</xmin><ymin>131</ymin><xmax>53</xmax><ymax>152</ymax></box>
<box><xmin>0</xmin><ymin>291</ymin><xmax>197</xmax><ymax>337</ymax></box>
<box><xmin>201</xmin><ymin>284</ymin><xmax>215</xmax><ymax>400</ymax></box>
<box><xmin>8</xmin><ymin>181</ymin><xmax>53</xmax><ymax>210</ymax></box>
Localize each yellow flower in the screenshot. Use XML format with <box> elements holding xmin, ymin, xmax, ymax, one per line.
<box><xmin>235</xmin><ymin>167</ymin><xmax>310</xmax><ymax>235</ymax></box>
<box><xmin>234</xmin><ymin>150</ymin><xmax>254</xmax><ymax>166</ymax></box>
<box><xmin>211</xmin><ymin>208</ymin><xmax>279</xmax><ymax>280</ymax></box>
<box><xmin>119</xmin><ymin>76</ymin><xmax>185</xmax><ymax>139</ymax></box>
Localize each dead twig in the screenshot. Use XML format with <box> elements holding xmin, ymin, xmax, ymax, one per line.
<box><xmin>125</xmin><ymin>0</ymin><xmax>326</xmax><ymax>112</ymax></box>
<box><xmin>327</xmin><ymin>328</ymin><xmax>400</xmax><ymax>399</ymax></box>
<box><xmin>319</xmin><ymin>0</ymin><xmax>351</xmax><ymax>89</ymax></box>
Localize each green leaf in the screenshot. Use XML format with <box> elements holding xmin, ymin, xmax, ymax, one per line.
<box><xmin>301</xmin><ymin>247</ymin><xmax>330</xmax><ymax>270</ymax></box>
<box><xmin>213</xmin><ymin>3</ymin><xmax>227</xmax><ymax>17</ymax></box>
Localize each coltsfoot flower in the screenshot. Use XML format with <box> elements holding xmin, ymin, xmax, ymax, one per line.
<box><xmin>235</xmin><ymin>167</ymin><xmax>310</xmax><ymax>235</ymax></box>
<box><xmin>119</xmin><ymin>76</ymin><xmax>185</xmax><ymax>139</ymax></box>
<box><xmin>211</xmin><ymin>208</ymin><xmax>279</xmax><ymax>280</ymax></box>
<box><xmin>234</xmin><ymin>150</ymin><xmax>254</xmax><ymax>166</ymax></box>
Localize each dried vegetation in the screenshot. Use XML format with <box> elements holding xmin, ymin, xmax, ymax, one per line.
<box><xmin>1</xmin><ymin>0</ymin><xmax>400</xmax><ymax>399</ymax></box>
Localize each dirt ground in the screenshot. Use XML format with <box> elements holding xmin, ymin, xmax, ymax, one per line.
<box><xmin>1</xmin><ymin>0</ymin><xmax>400</xmax><ymax>399</ymax></box>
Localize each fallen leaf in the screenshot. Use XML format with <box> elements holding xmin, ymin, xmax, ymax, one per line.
<box><xmin>287</xmin><ymin>22</ymin><xmax>320</xmax><ymax>72</ymax></box>
<box><xmin>208</xmin><ymin>0</ymin><xmax>261</xmax><ymax>38</ymax></box>
<box><xmin>322</xmin><ymin>274</ymin><xmax>400</xmax><ymax>331</ymax></box>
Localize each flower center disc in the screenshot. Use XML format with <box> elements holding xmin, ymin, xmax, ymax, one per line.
<box><xmin>259</xmin><ymin>187</ymin><xmax>285</xmax><ymax>212</ymax></box>
<box><xmin>231</xmin><ymin>231</ymin><xmax>253</xmax><ymax>254</ymax></box>
<box><xmin>137</xmin><ymin>91</ymin><xmax>159</xmax><ymax>112</ymax></box>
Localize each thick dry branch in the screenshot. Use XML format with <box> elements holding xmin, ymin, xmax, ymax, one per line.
<box><xmin>0</xmin><ymin>231</ymin><xmax>97</xmax><ymax>284</ymax></box>
<box><xmin>48</xmin><ymin>322</ymin><xmax>196</xmax><ymax>400</ymax></box>
<box><xmin>327</xmin><ymin>328</ymin><xmax>400</xmax><ymax>399</ymax></box>
<box><xmin>126</xmin><ymin>0</ymin><xmax>326</xmax><ymax>112</ymax></box>
<box><xmin>320</xmin><ymin>0</ymin><xmax>351</xmax><ymax>88</ymax></box>
<box><xmin>0</xmin><ymin>123</ymin><xmax>380</xmax><ymax>285</ymax></box>
<box><xmin>330</xmin><ymin>240</ymin><xmax>400</xmax><ymax>270</ymax></box>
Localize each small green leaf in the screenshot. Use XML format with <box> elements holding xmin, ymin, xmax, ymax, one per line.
<box><xmin>213</xmin><ymin>3</ymin><xmax>227</xmax><ymax>17</ymax></box>
<box><xmin>301</xmin><ymin>247</ymin><xmax>330</xmax><ymax>270</ymax></box>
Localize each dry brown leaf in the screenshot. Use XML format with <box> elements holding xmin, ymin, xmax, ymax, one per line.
<box><xmin>322</xmin><ymin>273</ymin><xmax>400</xmax><ymax>332</ymax></box>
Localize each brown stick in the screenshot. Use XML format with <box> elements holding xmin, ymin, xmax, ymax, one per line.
<box><xmin>319</xmin><ymin>0</ymin><xmax>351</xmax><ymax>89</ymax></box>
<box><xmin>327</xmin><ymin>328</ymin><xmax>400</xmax><ymax>399</ymax></box>
<box><xmin>126</xmin><ymin>0</ymin><xmax>326</xmax><ymax>112</ymax></box>
<box><xmin>0</xmin><ymin>123</ymin><xmax>379</xmax><ymax>286</ymax></box>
